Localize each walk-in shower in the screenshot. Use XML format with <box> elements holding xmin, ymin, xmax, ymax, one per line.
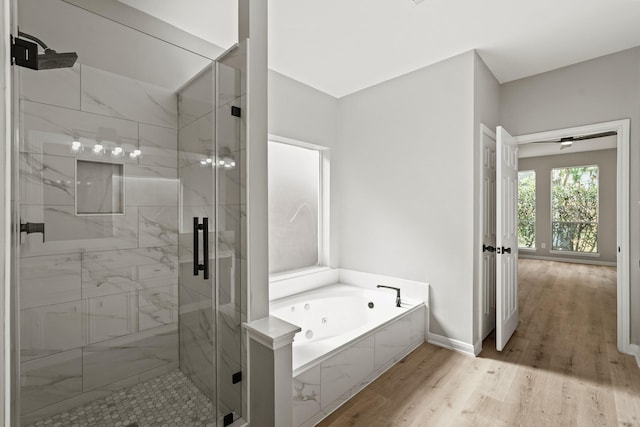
<box><xmin>10</xmin><ymin>1</ymin><xmax>248</xmax><ymax>425</ymax></box>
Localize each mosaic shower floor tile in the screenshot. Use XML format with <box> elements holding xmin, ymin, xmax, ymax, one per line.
<box><xmin>27</xmin><ymin>370</ymin><xmax>215</xmax><ymax>427</ymax></box>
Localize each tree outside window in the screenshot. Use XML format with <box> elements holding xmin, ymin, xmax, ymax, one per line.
<box><xmin>551</xmin><ymin>166</ymin><xmax>599</xmax><ymax>253</ymax></box>
<box><xmin>518</xmin><ymin>170</ymin><xmax>536</xmax><ymax>249</ymax></box>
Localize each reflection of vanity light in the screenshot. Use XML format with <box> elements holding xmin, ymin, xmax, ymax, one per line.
<box><xmin>112</xmin><ymin>147</ymin><xmax>124</xmax><ymax>156</ymax></box>
<box><xmin>221</xmin><ymin>157</ymin><xmax>236</xmax><ymax>169</ymax></box>
<box><xmin>200</xmin><ymin>157</ymin><xmax>214</xmax><ymax>166</ymax></box>
<box><xmin>93</xmin><ymin>144</ymin><xmax>104</xmax><ymax>154</ymax></box>
<box><xmin>71</xmin><ymin>140</ymin><xmax>82</xmax><ymax>152</ymax></box>
<box><xmin>129</xmin><ymin>149</ymin><xmax>142</xmax><ymax>159</ymax></box>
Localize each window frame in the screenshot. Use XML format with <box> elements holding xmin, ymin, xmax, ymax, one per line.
<box><xmin>517</xmin><ymin>169</ymin><xmax>536</xmax><ymax>251</ymax></box>
<box><xmin>267</xmin><ymin>134</ymin><xmax>330</xmax><ymax>278</ymax></box>
<box><xmin>549</xmin><ymin>164</ymin><xmax>600</xmax><ymax>255</ymax></box>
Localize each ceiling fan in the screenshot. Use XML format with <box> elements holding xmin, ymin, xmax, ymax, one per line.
<box><xmin>529</xmin><ymin>131</ymin><xmax>617</xmax><ymax>150</ymax></box>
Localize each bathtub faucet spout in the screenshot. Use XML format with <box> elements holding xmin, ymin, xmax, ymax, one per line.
<box><xmin>377</xmin><ymin>285</ymin><xmax>401</xmax><ymax>307</ymax></box>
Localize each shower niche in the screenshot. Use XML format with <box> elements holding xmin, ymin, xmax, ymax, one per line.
<box><xmin>76</xmin><ymin>160</ymin><xmax>124</xmax><ymax>215</ymax></box>
<box><xmin>12</xmin><ymin>0</ymin><xmax>248</xmax><ymax>425</ymax></box>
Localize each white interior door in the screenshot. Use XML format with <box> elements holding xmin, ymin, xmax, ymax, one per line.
<box><xmin>496</xmin><ymin>126</ymin><xmax>519</xmax><ymax>351</ymax></box>
<box><xmin>481</xmin><ymin>128</ymin><xmax>496</xmax><ymax>339</ymax></box>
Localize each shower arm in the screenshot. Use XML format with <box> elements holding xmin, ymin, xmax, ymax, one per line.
<box><xmin>17</xmin><ymin>31</ymin><xmax>49</xmax><ymax>51</ymax></box>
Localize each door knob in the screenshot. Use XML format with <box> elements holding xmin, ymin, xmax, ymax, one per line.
<box><xmin>20</xmin><ymin>221</ymin><xmax>45</xmax><ymax>243</ymax></box>
<box><xmin>483</xmin><ymin>245</ymin><xmax>496</xmax><ymax>253</ymax></box>
<box><xmin>497</xmin><ymin>246</ymin><xmax>511</xmax><ymax>254</ymax></box>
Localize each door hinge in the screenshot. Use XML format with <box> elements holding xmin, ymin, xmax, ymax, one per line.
<box><xmin>223</xmin><ymin>413</ymin><xmax>234</xmax><ymax>427</ymax></box>
<box><xmin>10</xmin><ymin>35</ymin><xmax>39</xmax><ymax>70</ymax></box>
<box><xmin>231</xmin><ymin>105</ymin><xmax>241</xmax><ymax>117</ymax></box>
<box><xmin>232</xmin><ymin>371</ymin><xmax>242</xmax><ymax>384</ymax></box>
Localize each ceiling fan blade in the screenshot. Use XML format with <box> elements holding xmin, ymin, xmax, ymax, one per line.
<box><xmin>565</xmin><ymin>131</ymin><xmax>617</xmax><ymax>141</ymax></box>
<box><xmin>528</xmin><ymin>130</ymin><xmax>617</xmax><ymax>144</ymax></box>
<box><xmin>530</xmin><ymin>139</ymin><xmax>561</xmax><ymax>144</ymax></box>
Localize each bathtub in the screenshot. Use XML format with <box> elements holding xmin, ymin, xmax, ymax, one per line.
<box><xmin>270</xmin><ymin>283</ymin><xmax>426</xmax><ymax>427</ymax></box>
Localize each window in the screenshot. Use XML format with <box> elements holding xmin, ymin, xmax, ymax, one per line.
<box><xmin>551</xmin><ymin>165</ymin><xmax>599</xmax><ymax>253</ymax></box>
<box><xmin>268</xmin><ymin>139</ymin><xmax>326</xmax><ymax>274</ymax></box>
<box><xmin>518</xmin><ymin>170</ymin><xmax>536</xmax><ymax>249</ymax></box>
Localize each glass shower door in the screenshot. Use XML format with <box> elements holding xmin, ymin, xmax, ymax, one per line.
<box><xmin>215</xmin><ymin>54</ymin><xmax>246</xmax><ymax>425</ymax></box>
<box><xmin>176</xmin><ymin>49</ymin><xmax>247</xmax><ymax>425</ymax></box>
<box><xmin>11</xmin><ymin>0</ymin><xmax>233</xmax><ymax>425</ymax></box>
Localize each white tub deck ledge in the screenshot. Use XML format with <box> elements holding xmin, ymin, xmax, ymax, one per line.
<box><xmin>244</xmin><ymin>316</ymin><xmax>301</xmax><ymax>427</ymax></box>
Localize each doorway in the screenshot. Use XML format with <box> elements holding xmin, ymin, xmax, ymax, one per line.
<box><xmin>477</xmin><ymin>119</ymin><xmax>630</xmax><ymax>354</ymax></box>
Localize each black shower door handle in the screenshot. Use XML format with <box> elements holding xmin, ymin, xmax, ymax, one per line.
<box><xmin>202</xmin><ymin>217</ymin><xmax>209</xmax><ymax>280</ymax></box>
<box><xmin>193</xmin><ymin>217</ymin><xmax>199</xmax><ymax>276</ymax></box>
<box><xmin>20</xmin><ymin>221</ymin><xmax>45</xmax><ymax>242</ymax></box>
<box><xmin>193</xmin><ymin>217</ymin><xmax>209</xmax><ymax>280</ymax></box>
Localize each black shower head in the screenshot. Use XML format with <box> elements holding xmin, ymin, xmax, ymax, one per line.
<box><xmin>16</xmin><ymin>31</ymin><xmax>78</xmax><ymax>70</ymax></box>
<box><xmin>37</xmin><ymin>49</ymin><xmax>78</xmax><ymax>70</ymax></box>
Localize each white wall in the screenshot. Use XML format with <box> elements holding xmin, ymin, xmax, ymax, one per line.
<box><xmin>500</xmin><ymin>47</ymin><xmax>640</xmax><ymax>344</ymax></box>
<box><xmin>269</xmin><ymin>70</ymin><xmax>338</xmax><ymax>149</ymax></box>
<box><xmin>268</xmin><ymin>70</ymin><xmax>340</xmax><ymax>267</ymax></box>
<box><xmin>336</xmin><ymin>51</ymin><xmax>476</xmax><ymax>345</ymax></box>
<box><xmin>519</xmin><ymin>149</ymin><xmax>617</xmax><ymax>263</ymax></box>
<box><xmin>472</xmin><ymin>52</ymin><xmax>500</xmax><ymax>347</ymax></box>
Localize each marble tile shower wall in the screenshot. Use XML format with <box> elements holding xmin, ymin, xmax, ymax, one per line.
<box><xmin>18</xmin><ymin>63</ymin><xmax>179</xmax><ymax>424</ymax></box>
<box><xmin>176</xmin><ymin>62</ymin><xmax>246</xmax><ymax>420</ymax></box>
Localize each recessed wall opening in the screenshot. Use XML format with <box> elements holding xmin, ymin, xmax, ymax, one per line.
<box><xmin>75</xmin><ymin>160</ymin><xmax>124</xmax><ymax>215</ymax></box>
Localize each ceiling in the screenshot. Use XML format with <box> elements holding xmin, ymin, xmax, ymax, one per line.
<box><xmin>120</xmin><ymin>0</ymin><xmax>640</xmax><ymax>98</ymax></box>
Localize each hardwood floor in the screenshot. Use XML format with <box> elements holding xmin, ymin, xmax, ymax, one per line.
<box><xmin>317</xmin><ymin>259</ymin><xmax>640</xmax><ymax>426</ymax></box>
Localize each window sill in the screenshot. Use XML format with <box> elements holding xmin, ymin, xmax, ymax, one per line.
<box><xmin>519</xmin><ymin>247</ymin><xmax>536</xmax><ymax>252</ymax></box>
<box><xmin>548</xmin><ymin>250</ymin><xmax>600</xmax><ymax>257</ymax></box>
<box><xmin>269</xmin><ymin>266</ymin><xmax>332</xmax><ymax>283</ymax></box>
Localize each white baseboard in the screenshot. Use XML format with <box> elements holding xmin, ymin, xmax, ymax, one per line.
<box><xmin>427</xmin><ymin>333</ymin><xmax>476</xmax><ymax>357</ymax></box>
<box><xmin>473</xmin><ymin>339</ymin><xmax>483</xmax><ymax>356</ymax></box>
<box><xmin>519</xmin><ymin>254</ymin><xmax>616</xmax><ymax>267</ymax></box>
<box><xmin>630</xmin><ymin>344</ymin><xmax>640</xmax><ymax>368</ymax></box>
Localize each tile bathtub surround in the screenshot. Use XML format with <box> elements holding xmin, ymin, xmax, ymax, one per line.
<box><xmin>292</xmin><ymin>305</ymin><xmax>426</xmax><ymax>427</ymax></box>
<box><xmin>18</xmin><ymin>61</ymin><xmax>180</xmax><ymax>422</ymax></box>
